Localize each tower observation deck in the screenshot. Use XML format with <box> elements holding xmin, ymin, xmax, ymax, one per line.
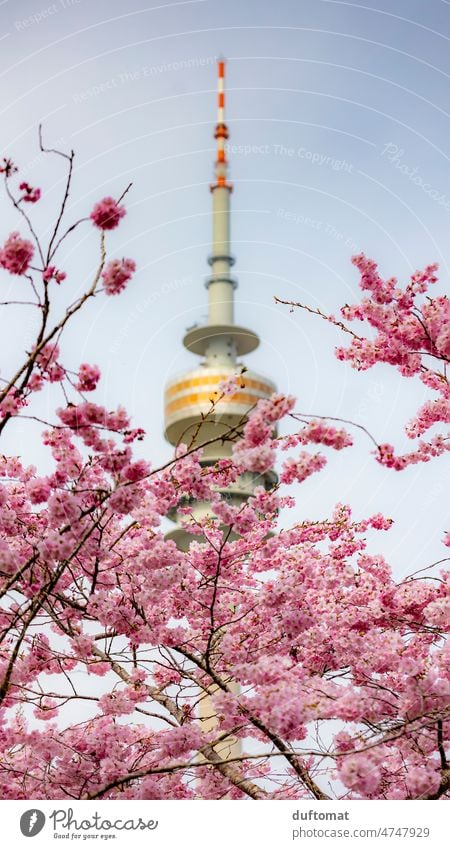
<box><xmin>164</xmin><ymin>59</ymin><xmax>276</xmax><ymax>549</ymax></box>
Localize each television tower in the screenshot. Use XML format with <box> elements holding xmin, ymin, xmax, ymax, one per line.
<box><xmin>164</xmin><ymin>59</ymin><xmax>276</xmax><ymax>549</ymax></box>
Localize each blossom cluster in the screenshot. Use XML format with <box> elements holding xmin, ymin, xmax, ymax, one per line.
<box><xmin>90</xmin><ymin>196</ymin><xmax>126</xmax><ymax>230</ymax></box>
<box><xmin>101</xmin><ymin>258</ymin><xmax>136</xmax><ymax>296</ymax></box>
<box><xmin>325</xmin><ymin>254</ymin><xmax>450</xmax><ymax>471</ymax></box>
<box><xmin>0</xmin><ymin>231</ymin><xmax>34</xmax><ymax>275</ymax></box>
<box><xmin>0</xmin><ymin>167</ymin><xmax>134</xmax><ymax>429</ymax></box>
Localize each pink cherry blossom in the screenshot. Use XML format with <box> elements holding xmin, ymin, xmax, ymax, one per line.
<box><xmin>98</xmin><ymin>690</ymin><xmax>135</xmax><ymax>716</ymax></box>
<box><xmin>27</xmin><ymin>477</ymin><xmax>52</xmax><ymax>504</ymax></box>
<box><xmin>282</xmin><ymin>420</ymin><xmax>353</xmax><ymax>451</ymax></box>
<box><xmin>42</xmin><ymin>265</ymin><xmax>66</xmax><ymax>284</ymax></box>
<box><xmin>0</xmin><ymin>157</ymin><xmax>17</xmax><ymax>176</ymax></box>
<box><xmin>76</xmin><ymin>363</ymin><xmax>101</xmax><ymax>392</ymax></box>
<box><xmin>101</xmin><ymin>257</ymin><xmax>136</xmax><ymax>295</ymax></box>
<box><xmin>0</xmin><ymin>231</ymin><xmax>34</xmax><ymax>275</ymax></box>
<box><xmin>47</xmin><ymin>491</ymin><xmax>80</xmax><ymax>526</ymax></box>
<box><xmin>218</xmin><ymin>372</ymin><xmax>246</xmax><ymax>395</ymax></box>
<box><xmin>280</xmin><ymin>451</ymin><xmax>327</xmax><ymax>484</ymax></box>
<box><xmin>90</xmin><ymin>196</ymin><xmax>126</xmax><ymax>230</ymax></box>
<box><xmin>33</xmin><ymin>698</ymin><xmax>59</xmax><ymax>721</ymax></box>
<box><xmin>423</xmin><ymin>598</ymin><xmax>450</xmax><ymax>629</ymax></box>
<box><xmin>19</xmin><ymin>182</ymin><xmax>41</xmax><ymax>203</ymax></box>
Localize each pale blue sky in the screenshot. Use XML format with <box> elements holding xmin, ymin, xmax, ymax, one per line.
<box><xmin>1</xmin><ymin>0</ymin><xmax>449</xmax><ymax>576</ymax></box>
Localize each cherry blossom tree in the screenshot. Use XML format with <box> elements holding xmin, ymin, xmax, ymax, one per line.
<box><xmin>0</xmin><ymin>139</ymin><xmax>449</xmax><ymax>802</ymax></box>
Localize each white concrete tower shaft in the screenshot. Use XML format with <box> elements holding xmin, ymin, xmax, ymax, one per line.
<box><xmin>182</xmin><ymin>62</ymin><xmax>259</xmax><ymax>363</ymax></box>
<box><xmin>205</xmin><ymin>58</ymin><xmax>237</xmax><ymax>363</ymax></box>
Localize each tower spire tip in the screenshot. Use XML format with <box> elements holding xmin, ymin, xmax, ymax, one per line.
<box><xmin>213</xmin><ymin>54</ymin><xmax>230</xmax><ymax>189</ymax></box>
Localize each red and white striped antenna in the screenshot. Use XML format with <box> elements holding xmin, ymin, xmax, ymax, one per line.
<box><xmin>212</xmin><ymin>56</ymin><xmax>232</xmax><ymax>190</ymax></box>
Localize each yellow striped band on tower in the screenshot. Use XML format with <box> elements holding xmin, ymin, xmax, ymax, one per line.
<box><xmin>164</xmin><ymin>366</ymin><xmax>275</xmax><ymax>446</ymax></box>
